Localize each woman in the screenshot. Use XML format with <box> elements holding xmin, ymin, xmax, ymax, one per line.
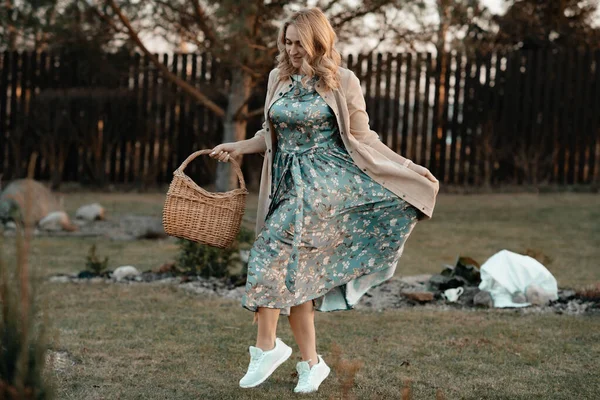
<box><xmin>209</xmin><ymin>7</ymin><xmax>439</xmax><ymax>394</ymax></box>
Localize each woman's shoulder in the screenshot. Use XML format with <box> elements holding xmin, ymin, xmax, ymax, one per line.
<box><xmin>336</xmin><ymin>66</ymin><xmax>355</xmax><ymax>80</ymax></box>
<box><xmin>335</xmin><ymin>67</ymin><xmax>360</xmax><ymax>92</ymax></box>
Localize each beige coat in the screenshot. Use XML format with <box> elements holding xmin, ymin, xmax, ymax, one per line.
<box><xmin>253</xmin><ymin>66</ymin><xmax>440</xmax><ymax>236</ymax></box>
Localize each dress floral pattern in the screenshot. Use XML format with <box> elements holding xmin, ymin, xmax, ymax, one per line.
<box><xmin>241</xmin><ymin>74</ymin><xmax>420</xmax><ymax>316</ymax></box>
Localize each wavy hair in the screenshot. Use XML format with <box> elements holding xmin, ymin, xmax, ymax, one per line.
<box><xmin>275</xmin><ymin>8</ymin><xmax>341</xmax><ymax>91</ymax></box>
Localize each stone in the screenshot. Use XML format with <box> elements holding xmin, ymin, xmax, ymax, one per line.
<box><xmin>473</xmin><ymin>290</ymin><xmax>493</xmax><ymax>307</ymax></box>
<box><xmin>121</xmin><ymin>215</ymin><xmax>166</xmax><ymax>240</ymax></box>
<box><xmin>75</xmin><ymin>203</ymin><xmax>105</xmax><ymax>221</ymax></box>
<box><xmin>558</xmin><ymin>289</ymin><xmax>576</xmax><ymax>302</ymax></box>
<box><xmin>457</xmin><ymin>286</ymin><xmax>481</xmax><ymax>305</ymax></box>
<box><xmin>0</xmin><ymin>179</ymin><xmax>64</xmax><ymax>225</ymax></box>
<box><xmin>239</xmin><ymin>249</ymin><xmax>250</xmax><ymax>263</ymax></box>
<box><xmin>38</xmin><ymin>211</ymin><xmax>77</xmax><ymax>232</ymax></box>
<box><xmin>49</xmin><ymin>274</ymin><xmax>72</xmax><ymax>283</ymax></box>
<box><xmin>454</xmin><ymin>257</ymin><xmax>481</xmax><ymax>285</ymax></box>
<box><xmin>401</xmin><ymin>291</ymin><xmax>434</xmax><ymax>302</ymax></box>
<box><xmin>440</xmin><ymin>265</ymin><xmax>455</xmax><ymax>277</ymax></box>
<box><xmin>399</xmin><ymin>274</ymin><xmax>432</xmax><ymax>287</ymax></box>
<box><xmin>153</xmin><ymin>261</ymin><xmax>177</xmax><ymax>274</ymax></box>
<box><xmin>526</xmin><ymin>284</ymin><xmax>557</xmax><ymax>305</ymax></box>
<box><xmin>427</xmin><ymin>274</ymin><xmax>452</xmax><ymax>291</ymax></box>
<box><xmin>439</xmin><ymin>277</ymin><xmax>468</xmax><ymax>291</ymax></box>
<box><xmin>77</xmin><ymin>271</ymin><xmax>96</xmax><ymax>279</ymax></box>
<box><xmin>4</xmin><ymin>221</ymin><xmax>16</xmax><ymax>230</ymax></box>
<box><xmin>566</xmin><ymin>300</ymin><xmax>589</xmax><ymax>315</ymax></box>
<box><xmin>112</xmin><ymin>265</ymin><xmax>141</xmax><ymax>281</ymax></box>
<box><xmin>511</xmin><ymin>291</ymin><xmax>528</xmax><ymax>304</ymax></box>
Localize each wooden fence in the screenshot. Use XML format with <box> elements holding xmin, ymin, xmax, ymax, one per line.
<box><xmin>0</xmin><ymin>48</ymin><xmax>599</xmax><ymax>188</ymax></box>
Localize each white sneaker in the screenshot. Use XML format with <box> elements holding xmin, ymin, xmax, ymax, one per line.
<box><xmin>239</xmin><ymin>337</ymin><xmax>292</xmax><ymax>388</ymax></box>
<box><xmin>294</xmin><ymin>354</ymin><xmax>331</xmax><ymax>393</ymax></box>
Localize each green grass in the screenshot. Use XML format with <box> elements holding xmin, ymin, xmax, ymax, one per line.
<box><xmin>2</xmin><ymin>191</ymin><xmax>599</xmax><ymax>399</ymax></box>
<box><xmin>41</xmin><ymin>283</ymin><xmax>600</xmax><ymax>399</ymax></box>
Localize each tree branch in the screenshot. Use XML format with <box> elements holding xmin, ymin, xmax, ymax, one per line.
<box><xmin>90</xmin><ymin>6</ymin><xmax>126</xmax><ymax>35</ymax></box>
<box><xmin>106</xmin><ymin>0</ymin><xmax>225</xmax><ymax>118</ymax></box>
<box><xmin>191</xmin><ymin>0</ymin><xmax>218</xmax><ymax>46</ymax></box>
<box><xmin>320</xmin><ymin>0</ymin><xmax>342</xmax><ymax>13</ymax></box>
<box><xmin>244</xmin><ymin>107</ymin><xmax>265</xmax><ymax>120</ymax></box>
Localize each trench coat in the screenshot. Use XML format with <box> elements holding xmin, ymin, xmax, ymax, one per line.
<box><xmin>252</xmin><ymin>66</ymin><xmax>439</xmax><ymax>237</ymax></box>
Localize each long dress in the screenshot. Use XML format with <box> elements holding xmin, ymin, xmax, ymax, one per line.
<box><xmin>241</xmin><ymin>74</ymin><xmax>421</xmax><ymax>316</ymax></box>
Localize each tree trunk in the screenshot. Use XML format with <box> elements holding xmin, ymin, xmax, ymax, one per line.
<box><xmin>215</xmin><ymin>69</ymin><xmax>252</xmax><ymax>191</ymax></box>
<box><xmin>435</xmin><ymin>0</ymin><xmax>450</xmax><ymax>178</ymax></box>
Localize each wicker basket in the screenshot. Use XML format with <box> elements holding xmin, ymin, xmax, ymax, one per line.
<box><xmin>162</xmin><ymin>149</ymin><xmax>248</xmax><ymax>248</ymax></box>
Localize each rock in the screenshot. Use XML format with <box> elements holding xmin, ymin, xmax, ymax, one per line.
<box><xmin>566</xmin><ymin>300</ymin><xmax>589</xmax><ymax>315</ymax></box>
<box><xmin>112</xmin><ymin>265</ymin><xmax>141</xmax><ymax>281</ymax></box>
<box><xmin>75</xmin><ymin>203</ymin><xmax>105</xmax><ymax>221</ymax></box>
<box><xmin>401</xmin><ymin>291</ymin><xmax>434</xmax><ymax>302</ymax></box>
<box><xmin>427</xmin><ymin>274</ymin><xmax>452</xmax><ymax>291</ymax></box>
<box><xmin>558</xmin><ymin>289</ymin><xmax>576</xmax><ymax>302</ymax></box>
<box><xmin>399</xmin><ymin>274</ymin><xmax>432</xmax><ymax>287</ymax></box>
<box><xmin>440</xmin><ymin>265</ymin><xmax>455</xmax><ymax>277</ymax></box>
<box><xmin>4</xmin><ymin>221</ymin><xmax>16</xmax><ymax>230</ymax></box>
<box><xmin>118</xmin><ymin>215</ymin><xmax>167</xmax><ymax>240</ymax></box>
<box><xmin>454</xmin><ymin>257</ymin><xmax>481</xmax><ymax>285</ymax></box>
<box><xmin>511</xmin><ymin>291</ymin><xmax>528</xmax><ymax>304</ymax></box>
<box><xmin>239</xmin><ymin>249</ymin><xmax>250</xmax><ymax>263</ymax></box>
<box><xmin>153</xmin><ymin>261</ymin><xmax>177</xmax><ymax>274</ymax></box>
<box><xmin>473</xmin><ymin>290</ymin><xmax>493</xmax><ymax>307</ymax></box>
<box><xmin>39</xmin><ymin>211</ymin><xmax>77</xmax><ymax>232</ymax></box>
<box><xmin>526</xmin><ymin>284</ymin><xmax>556</xmax><ymax>306</ymax></box>
<box><xmin>0</xmin><ymin>179</ymin><xmax>64</xmax><ymax>225</ymax></box>
<box><xmin>431</xmin><ymin>276</ymin><xmax>468</xmax><ymax>292</ymax></box>
<box><xmin>49</xmin><ymin>274</ymin><xmax>72</xmax><ymax>283</ymax></box>
<box><xmin>77</xmin><ymin>271</ymin><xmax>96</xmax><ymax>279</ymax></box>
<box><xmin>457</xmin><ymin>286</ymin><xmax>481</xmax><ymax>305</ymax></box>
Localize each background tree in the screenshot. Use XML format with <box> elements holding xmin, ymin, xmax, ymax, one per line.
<box><xmin>95</xmin><ymin>0</ymin><xmax>428</xmax><ymax>191</ymax></box>
<box><xmin>494</xmin><ymin>0</ymin><xmax>600</xmax><ymax>50</ymax></box>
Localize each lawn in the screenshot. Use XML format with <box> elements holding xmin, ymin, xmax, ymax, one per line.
<box><xmin>3</xmin><ymin>191</ymin><xmax>600</xmax><ymax>399</ymax></box>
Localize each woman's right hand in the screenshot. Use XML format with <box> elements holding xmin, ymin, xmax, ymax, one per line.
<box><xmin>209</xmin><ymin>142</ymin><xmax>243</xmax><ymax>162</ymax></box>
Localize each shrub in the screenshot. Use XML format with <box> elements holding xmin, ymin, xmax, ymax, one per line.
<box><xmin>0</xmin><ymin>222</ymin><xmax>55</xmax><ymax>399</ymax></box>
<box><xmin>85</xmin><ymin>244</ymin><xmax>109</xmax><ymax>275</ymax></box>
<box><xmin>176</xmin><ymin>226</ymin><xmax>255</xmax><ymax>278</ymax></box>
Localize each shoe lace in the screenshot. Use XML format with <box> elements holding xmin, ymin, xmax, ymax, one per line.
<box><xmin>248</xmin><ymin>354</ymin><xmax>265</xmax><ymax>373</ymax></box>
<box><xmin>297</xmin><ymin>367</ymin><xmax>312</xmax><ymax>388</ymax></box>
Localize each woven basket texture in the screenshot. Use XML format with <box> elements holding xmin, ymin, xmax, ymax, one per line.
<box><xmin>162</xmin><ymin>149</ymin><xmax>248</xmax><ymax>248</ymax></box>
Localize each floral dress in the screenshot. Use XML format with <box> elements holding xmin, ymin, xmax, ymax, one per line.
<box><xmin>241</xmin><ymin>74</ymin><xmax>420</xmax><ymax>316</ymax></box>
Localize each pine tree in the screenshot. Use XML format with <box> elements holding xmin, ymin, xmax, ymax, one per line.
<box><xmin>494</xmin><ymin>0</ymin><xmax>600</xmax><ymax>50</ymax></box>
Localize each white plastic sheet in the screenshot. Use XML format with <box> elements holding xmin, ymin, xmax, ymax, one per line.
<box><xmin>478</xmin><ymin>249</ymin><xmax>558</xmax><ymax>308</ymax></box>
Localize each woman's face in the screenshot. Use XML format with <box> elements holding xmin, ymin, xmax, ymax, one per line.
<box><xmin>285</xmin><ymin>25</ymin><xmax>307</xmax><ymax>69</ymax></box>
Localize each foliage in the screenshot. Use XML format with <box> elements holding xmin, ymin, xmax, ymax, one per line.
<box><xmin>494</xmin><ymin>0</ymin><xmax>600</xmax><ymax>50</ymax></box>
<box><xmin>175</xmin><ymin>225</ymin><xmax>255</xmax><ymax>278</ymax></box>
<box><xmin>85</xmin><ymin>244</ymin><xmax>109</xmax><ymax>275</ymax></box>
<box><xmin>0</xmin><ymin>222</ymin><xmax>55</xmax><ymax>399</ymax></box>
<box><xmin>0</xmin><ymin>0</ymin><xmax>119</xmax><ymax>52</ymax></box>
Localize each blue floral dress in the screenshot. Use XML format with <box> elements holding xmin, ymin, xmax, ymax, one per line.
<box><xmin>241</xmin><ymin>74</ymin><xmax>420</xmax><ymax>316</ymax></box>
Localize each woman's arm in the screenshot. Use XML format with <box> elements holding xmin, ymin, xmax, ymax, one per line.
<box><xmin>209</xmin><ymin>128</ymin><xmax>267</xmax><ymax>162</ymax></box>
<box><xmin>346</xmin><ymin>71</ymin><xmax>438</xmax><ymax>183</ymax></box>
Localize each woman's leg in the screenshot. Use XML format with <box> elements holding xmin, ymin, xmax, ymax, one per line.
<box><xmin>255</xmin><ymin>307</ymin><xmax>281</xmax><ymax>350</ymax></box>
<box><xmin>288</xmin><ymin>300</ymin><xmax>318</xmax><ymax>367</ymax></box>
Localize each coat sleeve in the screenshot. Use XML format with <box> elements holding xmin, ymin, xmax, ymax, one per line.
<box><xmin>345</xmin><ymin>70</ymin><xmax>411</xmax><ymax>166</ymax></box>
<box><xmin>253</xmin><ymin>68</ymin><xmax>278</xmax><ymax>140</ymax></box>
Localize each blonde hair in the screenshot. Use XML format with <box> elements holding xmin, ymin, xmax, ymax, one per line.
<box><xmin>275</xmin><ymin>8</ymin><xmax>341</xmax><ymax>91</ymax></box>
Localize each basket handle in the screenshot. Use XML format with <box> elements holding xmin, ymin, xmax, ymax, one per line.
<box><xmin>175</xmin><ymin>149</ymin><xmax>247</xmax><ymax>190</ymax></box>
